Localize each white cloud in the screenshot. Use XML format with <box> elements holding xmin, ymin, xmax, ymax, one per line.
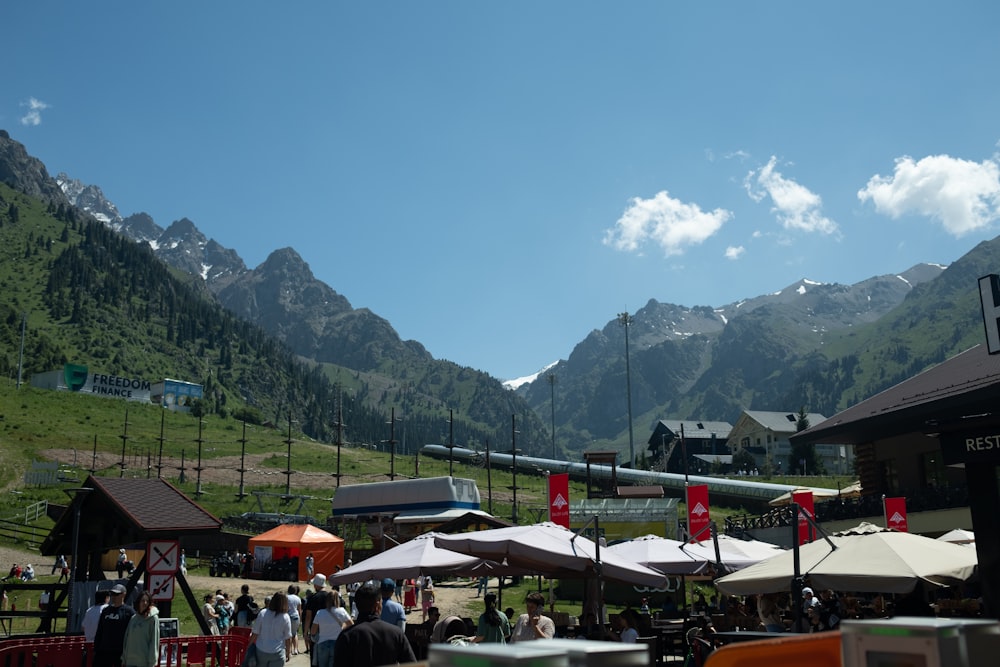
<box><xmin>857</xmin><ymin>154</ymin><xmax>1000</xmax><ymax>237</ymax></box>
<box><xmin>724</xmin><ymin>245</ymin><xmax>745</xmax><ymax>260</ymax></box>
<box><xmin>19</xmin><ymin>97</ymin><xmax>50</xmax><ymax>126</ymax></box>
<box><xmin>603</xmin><ymin>191</ymin><xmax>732</xmax><ymax>257</ymax></box>
<box><xmin>745</xmin><ymin>156</ymin><xmax>838</xmax><ymax>235</ymax></box>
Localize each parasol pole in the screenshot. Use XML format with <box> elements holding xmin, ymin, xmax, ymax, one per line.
<box><xmin>571</xmin><ymin>515</ymin><xmax>604</xmax><ymax>626</ymax></box>
<box><xmin>791</xmin><ymin>502</ymin><xmax>803</xmax><ymax>632</ymax></box>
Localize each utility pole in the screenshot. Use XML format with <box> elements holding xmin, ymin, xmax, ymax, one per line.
<box><xmin>333</xmin><ymin>389</ymin><xmax>345</xmax><ymax>488</ymax></box>
<box><xmin>618</xmin><ymin>311</ymin><xmax>636</xmax><ymax>468</ymax></box>
<box><xmin>485</xmin><ymin>439</ymin><xmax>493</xmax><ymax>515</ymax></box>
<box><xmin>16</xmin><ymin>312</ymin><xmax>26</xmax><ymax>389</ymax></box>
<box><xmin>510</xmin><ymin>414</ymin><xmax>520</xmax><ymax>524</ymax></box>
<box><xmin>236</xmin><ymin>419</ymin><xmax>249</xmax><ymax>499</ymax></box>
<box><xmin>548</xmin><ymin>373</ymin><xmax>557</xmax><ymax>460</ymax></box>
<box><xmin>156</xmin><ymin>410</ymin><xmax>166</xmax><ymax>479</ymax></box>
<box><xmin>284</xmin><ymin>411</ymin><xmax>294</xmax><ymax>496</ymax></box>
<box><xmin>447</xmin><ymin>409</ymin><xmax>455</xmax><ymax>477</ymax></box>
<box><xmin>119</xmin><ymin>408</ymin><xmax>130</xmax><ymax>478</ymax></box>
<box><xmin>195</xmin><ymin>420</ymin><xmax>205</xmax><ymax>496</ymax></box>
<box><xmin>387</xmin><ymin>408</ymin><xmax>397</xmax><ymax>481</ymax></box>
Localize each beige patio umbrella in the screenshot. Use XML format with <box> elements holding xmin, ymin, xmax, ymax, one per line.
<box><xmin>714</xmin><ymin>522</ymin><xmax>978</xmax><ymax>595</ymax></box>
<box><xmin>936</xmin><ymin>528</ymin><xmax>975</xmax><ymax>545</ymax></box>
<box><xmin>768</xmin><ymin>482</ymin><xmax>861</xmax><ymax>507</ymax></box>
<box><xmin>433</xmin><ymin>521</ymin><xmax>668</xmax><ymax>587</ymax></box>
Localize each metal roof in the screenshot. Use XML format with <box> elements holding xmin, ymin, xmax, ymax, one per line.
<box><xmin>792</xmin><ymin>344</ymin><xmax>1000</xmax><ymax>445</ymax></box>
<box><xmin>41</xmin><ymin>475</ymin><xmax>222</xmax><ymax>556</ymax></box>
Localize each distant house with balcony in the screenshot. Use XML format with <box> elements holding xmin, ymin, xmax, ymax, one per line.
<box><xmin>727</xmin><ymin>410</ymin><xmax>853</xmax><ymax>475</ymax></box>
<box><xmin>647</xmin><ymin>420</ymin><xmax>733</xmax><ymax>474</ymax></box>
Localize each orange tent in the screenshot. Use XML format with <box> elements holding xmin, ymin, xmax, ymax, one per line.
<box><xmin>247</xmin><ymin>524</ymin><xmax>344</xmax><ymax>582</ymax></box>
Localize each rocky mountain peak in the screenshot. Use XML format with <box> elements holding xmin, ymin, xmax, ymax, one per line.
<box><xmin>0</xmin><ymin>132</ymin><xmax>68</xmax><ymax>205</ymax></box>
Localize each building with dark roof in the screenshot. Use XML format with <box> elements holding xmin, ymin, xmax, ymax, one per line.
<box><xmin>647</xmin><ymin>420</ymin><xmax>733</xmax><ymax>474</ymax></box>
<box><xmin>791</xmin><ymin>343</ymin><xmax>1000</xmax><ymax>618</ymax></box>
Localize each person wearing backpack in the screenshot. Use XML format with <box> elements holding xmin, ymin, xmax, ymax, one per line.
<box><xmin>235</xmin><ymin>584</ymin><xmax>256</xmax><ymax>628</ymax></box>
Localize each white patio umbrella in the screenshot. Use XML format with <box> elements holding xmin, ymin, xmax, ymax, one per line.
<box><xmin>715</xmin><ymin>522</ymin><xmax>978</xmax><ymax>595</ymax></box>
<box><xmin>326</xmin><ymin>532</ymin><xmax>510</xmax><ymax>585</ymax></box>
<box><xmin>605</xmin><ymin>534</ymin><xmax>709</xmax><ymax>575</ymax></box>
<box><xmin>682</xmin><ymin>534</ymin><xmax>786</xmax><ymax>572</ymax></box>
<box><xmin>433</xmin><ymin>521</ymin><xmax>667</xmax><ymax>587</ymax></box>
<box><xmin>936</xmin><ymin>529</ymin><xmax>975</xmax><ymax>545</ymax></box>
<box><xmin>768</xmin><ymin>483</ymin><xmax>859</xmax><ymax>507</ymax></box>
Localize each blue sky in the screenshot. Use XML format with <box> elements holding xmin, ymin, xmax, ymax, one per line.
<box><xmin>6</xmin><ymin>2</ymin><xmax>1000</xmax><ymax>381</ymax></box>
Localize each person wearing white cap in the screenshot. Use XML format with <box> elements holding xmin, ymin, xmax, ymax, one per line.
<box><xmin>302</xmin><ymin>573</ymin><xmax>330</xmax><ymax>656</ymax></box>
<box><xmin>117</xmin><ymin>549</ymin><xmax>128</xmax><ymax>578</ymax></box>
<box><xmin>799</xmin><ymin>587</ymin><xmax>819</xmax><ymax>632</ymax></box>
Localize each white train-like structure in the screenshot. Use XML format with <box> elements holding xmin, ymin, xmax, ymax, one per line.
<box><xmin>419</xmin><ymin>444</ymin><xmax>831</xmax><ymax>510</ymax></box>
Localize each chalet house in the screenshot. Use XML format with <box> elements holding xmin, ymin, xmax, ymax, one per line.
<box><xmin>727</xmin><ymin>410</ymin><xmax>852</xmax><ymax>475</ymax></box>
<box><xmin>647</xmin><ymin>420</ymin><xmax>733</xmax><ymax>474</ymax></box>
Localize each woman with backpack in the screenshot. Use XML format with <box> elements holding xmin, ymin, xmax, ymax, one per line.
<box><xmin>235</xmin><ymin>584</ymin><xmax>256</xmax><ymax>628</ymax></box>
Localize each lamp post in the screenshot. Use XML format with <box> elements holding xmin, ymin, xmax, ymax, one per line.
<box><xmin>64</xmin><ymin>487</ymin><xmax>93</xmax><ymax>635</ymax></box>
<box><xmin>618</xmin><ymin>311</ymin><xmax>636</xmax><ymax>468</ymax></box>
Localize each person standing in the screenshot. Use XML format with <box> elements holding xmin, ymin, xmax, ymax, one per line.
<box><xmin>334</xmin><ymin>582</ymin><xmax>415</xmax><ymax>667</ymax></box>
<box><xmin>305</xmin><ymin>553</ymin><xmax>314</xmax><ymax>579</ymax></box>
<box><xmin>476</xmin><ymin>576</ymin><xmax>488</xmax><ymax>598</ymax></box>
<box><xmin>93</xmin><ymin>584</ymin><xmax>135</xmax><ymax>667</ymax></box>
<box><xmin>82</xmin><ymin>591</ymin><xmax>110</xmax><ymax>643</ymax></box>
<box><xmin>302</xmin><ymin>574</ymin><xmax>330</xmax><ymax>655</ymax></box>
<box><xmin>311</xmin><ymin>590</ymin><xmax>352</xmax><ymax>667</ymax></box>
<box><xmin>379</xmin><ymin>579</ymin><xmax>406</xmax><ymax>631</ymax></box>
<box><xmin>214</xmin><ymin>595</ymin><xmax>231</xmax><ymax>634</ymax></box>
<box><xmin>122</xmin><ymin>591</ymin><xmax>160</xmax><ymax>667</ymax></box>
<box><xmin>52</xmin><ymin>554</ymin><xmax>67</xmax><ymax>576</ymax></box>
<box><xmin>510</xmin><ymin>592</ymin><xmax>554</xmax><ymax>642</ymax></box>
<box><xmin>202</xmin><ymin>594</ymin><xmax>220</xmax><ymax>635</ymax></box>
<box><xmin>472</xmin><ymin>593</ymin><xmax>510</xmax><ymax>644</ymax></box>
<box><xmin>403</xmin><ymin>579</ymin><xmax>417</xmax><ymax>613</ymax></box>
<box><xmin>420</xmin><ymin>577</ymin><xmax>435</xmax><ymax>623</ymax></box>
<box><xmin>286</xmin><ymin>585</ymin><xmax>303</xmax><ymax>655</ymax></box>
<box><xmin>250</xmin><ymin>592</ymin><xmax>293</xmax><ymax>667</ymax></box>
<box><xmin>235</xmin><ymin>584</ymin><xmax>256</xmax><ymax>628</ymax></box>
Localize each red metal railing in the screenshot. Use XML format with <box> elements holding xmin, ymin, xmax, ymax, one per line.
<box><xmin>0</xmin><ymin>632</ymin><xmax>250</xmax><ymax>667</ymax></box>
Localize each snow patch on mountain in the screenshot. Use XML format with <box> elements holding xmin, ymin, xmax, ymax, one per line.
<box><xmin>504</xmin><ymin>361</ymin><xmax>558</xmax><ymax>390</ymax></box>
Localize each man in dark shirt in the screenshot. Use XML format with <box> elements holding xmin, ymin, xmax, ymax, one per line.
<box><xmin>93</xmin><ymin>584</ymin><xmax>135</xmax><ymax>667</ymax></box>
<box><xmin>302</xmin><ymin>574</ymin><xmax>330</xmax><ymax>655</ymax></box>
<box><xmin>334</xmin><ymin>582</ymin><xmax>415</xmax><ymax>667</ymax></box>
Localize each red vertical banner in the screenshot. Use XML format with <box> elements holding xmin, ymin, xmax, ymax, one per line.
<box><xmin>548</xmin><ymin>473</ymin><xmax>570</xmax><ymax>528</ymax></box>
<box><xmin>884</xmin><ymin>497</ymin><xmax>908</xmax><ymax>532</ymax></box>
<box><xmin>686</xmin><ymin>484</ymin><xmax>711</xmax><ymax>542</ymax></box>
<box><xmin>792</xmin><ymin>491</ymin><xmax>816</xmax><ymax>546</ymax></box>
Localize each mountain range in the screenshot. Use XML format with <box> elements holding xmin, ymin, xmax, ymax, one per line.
<box><xmin>3</xmin><ymin>128</ymin><xmax>996</xmax><ymax>461</ymax></box>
